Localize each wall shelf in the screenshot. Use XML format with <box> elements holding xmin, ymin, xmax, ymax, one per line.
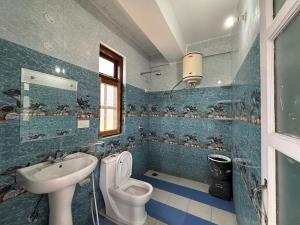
<box><xmin>216</xmin><ymin>100</ymin><xmax>241</xmax><ymax>104</ymax></box>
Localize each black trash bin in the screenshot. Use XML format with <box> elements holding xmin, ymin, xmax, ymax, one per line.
<box><xmin>208</xmin><ymin>154</ymin><xmax>232</xmax><ymax>201</ymax></box>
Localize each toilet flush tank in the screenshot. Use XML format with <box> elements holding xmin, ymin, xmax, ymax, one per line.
<box><xmin>182</xmin><ymin>52</ymin><xmax>203</xmax><ymax>86</ymax></box>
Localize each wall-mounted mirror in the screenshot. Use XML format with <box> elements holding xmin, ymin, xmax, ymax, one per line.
<box><xmin>20</xmin><ymin>68</ymin><xmax>78</xmax><ymax>142</ymax></box>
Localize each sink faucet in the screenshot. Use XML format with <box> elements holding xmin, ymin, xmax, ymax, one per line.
<box><xmin>47</xmin><ymin>150</ymin><xmax>68</xmax><ymax>163</ymax></box>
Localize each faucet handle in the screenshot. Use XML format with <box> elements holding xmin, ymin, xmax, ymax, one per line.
<box><xmin>55</xmin><ymin>150</ymin><xmax>60</xmax><ymax>158</ymax></box>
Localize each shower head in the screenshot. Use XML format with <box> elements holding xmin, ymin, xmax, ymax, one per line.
<box><xmin>140</xmin><ymin>70</ymin><xmax>162</xmax><ymax>76</ymax></box>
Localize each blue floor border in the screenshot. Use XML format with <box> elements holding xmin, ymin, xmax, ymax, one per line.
<box><xmin>86</xmin><ymin>215</ymin><xmax>116</xmax><ymax>225</ymax></box>
<box><xmin>86</xmin><ymin>201</ymin><xmax>215</xmax><ymax>225</ymax></box>
<box><xmin>141</xmin><ymin>175</ymin><xmax>235</xmax><ymax>213</ymax></box>
<box><xmin>146</xmin><ymin>199</ymin><xmax>216</xmax><ymax>225</ymax></box>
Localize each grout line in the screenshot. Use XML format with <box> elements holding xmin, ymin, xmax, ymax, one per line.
<box><xmin>144</xmin><ymin>170</ymin><xmax>209</xmax><ymax>193</ymax></box>
<box><xmin>143</xmin><ymin>171</ymin><xmax>235</xmax><ymax>213</ymax></box>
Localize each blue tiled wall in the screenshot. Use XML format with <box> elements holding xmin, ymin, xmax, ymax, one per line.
<box><xmin>146</xmin><ymin>86</ymin><xmax>234</xmax><ymax>183</ymax></box>
<box><xmin>148</xmin><ymin>142</ymin><xmax>231</xmax><ymax>182</ymax></box>
<box><xmin>232</xmin><ymin>36</ymin><xmax>261</xmax><ymax>225</ymax></box>
<box><xmin>0</xmin><ymin>34</ymin><xmax>261</xmax><ymax>225</ymax></box>
<box><xmin>144</xmin><ymin>37</ymin><xmax>261</xmax><ymax>225</ymax></box>
<box><xmin>145</xmin><ymin>78</ymin><xmax>260</xmax><ymax>184</ymax></box>
<box><xmin>0</xmin><ymin>38</ymin><xmax>149</xmax><ymax>225</ymax></box>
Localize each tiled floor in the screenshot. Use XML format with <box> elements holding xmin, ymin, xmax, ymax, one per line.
<box><xmin>143</xmin><ymin>170</ymin><xmax>237</xmax><ymax>225</ymax></box>
<box><xmin>144</xmin><ymin>170</ymin><xmax>209</xmax><ymax>193</ymax></box>
<box><xmin>97</xmin><ymin>170</ymin><xmax>237</xmax><ymax>225</ymax></box>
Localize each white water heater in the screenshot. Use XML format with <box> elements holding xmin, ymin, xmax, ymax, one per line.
<box><xmin>182</xmin><ymin>52</ymin><xmax>203</xmax><ymax>86</ymax></box>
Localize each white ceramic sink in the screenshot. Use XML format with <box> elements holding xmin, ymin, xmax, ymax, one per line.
<box><xmin>16</xmin><ymin>152</ymin><xmax>98</xmax><ymax>225</ymax></box>
<box><xmin>17</xmin><ymin>152</ymin><xmax>98</xmax><ymax>194</ymax></box>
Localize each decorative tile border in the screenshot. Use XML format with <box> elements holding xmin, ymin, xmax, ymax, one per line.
<box><xmin>0</xmin><ymin>89</ymin><xmax>97</xmax><ymax>121</ymax></box>
<box><xmin>124</xmin><ymin>111</ymin><xmax>260</xmax><ymax>126</ymax></box>
<box><xmin>145</xmin><ymin>136</ymin><xmax>232</xmax><ymax>152</ymax></box>
<box><xmin>0</xmin><ymin>89</ymin><xmax>21</xmax><ymax>121</ymax></box>
<box><xmin>123</xmin><ymin>86</ymin><xmax>261</xmax><ymax>127</ymax></box>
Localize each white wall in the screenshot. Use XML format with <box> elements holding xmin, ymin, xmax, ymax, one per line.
<box><xmin>231</xmin><ymin>0</ymin><xmax>260</xmax><ymax>78</ymax></box>
<box><xmin>0</xmin><ymin>0</ymin><xmax>150</xmax><ymax>90</ymax></box>
<box><xmin>148</xmin><ymin>35</ymin><xmax>234</xmax><ymax>92</ymax></box>
<box><xmin>147</xmin><ymin>0</ymin><xmax>260</xmax><ymax>93</ymax></box>
<box><xmin>148</xmin><ymin>59</ymin><xmax>182</xmax><ymax>92</ymax></box>
<box><xmin>0</xmin><ymin>0</ymin><xmax>259</xmax><ymax>92</ymax></box>
<box><xmin>188</xmin><ymin>35</ymin><xmax>235</xmax><ymax>88</ymax></box>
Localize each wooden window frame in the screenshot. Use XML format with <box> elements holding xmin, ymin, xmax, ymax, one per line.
<box><xmin>99</xmin><ymin>44</ymin><xmax>123</xmax><ymax>137</ymax></box>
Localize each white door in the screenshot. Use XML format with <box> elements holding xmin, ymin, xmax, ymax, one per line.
<box><xmin>260</xmin><ymin>0</ymin><xmax>300</xmax><ymax>225</ymax></box>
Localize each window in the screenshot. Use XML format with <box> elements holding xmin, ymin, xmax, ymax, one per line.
<box><xmin>99</xmin><ymin>44</ymin><xmax>123</xmax><ymax>137</ymax></box>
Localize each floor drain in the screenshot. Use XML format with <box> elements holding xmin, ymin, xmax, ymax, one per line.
<box><xmin>152</xmin><ymin>173</ymin><xmax>158</xmax><ymax>176</ymax></box>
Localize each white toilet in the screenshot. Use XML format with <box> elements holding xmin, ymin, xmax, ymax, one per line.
<box><xmin>100</xmin><ymin>151</ymin><xmax>153</xmax><ymax>225</ymax></box>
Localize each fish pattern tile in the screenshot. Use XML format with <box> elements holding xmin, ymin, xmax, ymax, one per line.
<box><xmin>144</xmin><ymin>86</ymin><xmax>234</xmax><ymax>183</ymax></box>
<box><xmin>125</xmin><ymin>89</ymin><xmax>260</xmax><ymax>126</ymax></box>
<box><xmin>231</xmin><ymin>36</ymin><xmax>261</xmax><ymax>225</ymax></box>
<box><xmin>0</xmin><ymin>37</ymin><xmax>148</xmax><ymax>225</ymax></box>
<box><xmin>0</xmin><ymin>35</ymin><xmax>261</xmax><ymax>225</ymax></box>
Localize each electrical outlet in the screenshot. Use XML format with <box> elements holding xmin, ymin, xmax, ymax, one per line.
<box><xmin>77</xmin><ymin>120</ymin><xmax>90</xmax><ymax>128</ymax></box>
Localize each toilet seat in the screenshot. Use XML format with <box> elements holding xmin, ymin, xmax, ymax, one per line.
<box><xmin>110</xmin><ymin>178</ymin><xmax>153</xmax><ymax>206</ymax></box>
<box><xmin>123</xmin><ymin>183</ymin><xmax>148</xmax><ymax>196</ymax></box>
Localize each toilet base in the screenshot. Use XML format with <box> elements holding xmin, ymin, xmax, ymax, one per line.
<box><xmin>99</xmin><ymin>209</ymin><xmax>126</xmax><ymax>225</ymax></box>
<box><xmin>105</xmin><ymin>203</ymin><xmax>147</xmax><ymax>225</ymax></box>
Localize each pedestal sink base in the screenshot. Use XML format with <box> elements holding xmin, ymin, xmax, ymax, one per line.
<box><xmin>16</xmin><ymin>153</ymin><xmax>98</xmax><ymax>225</ymax></box>
<box><xmin>48</xmin><ymin>185</ymin><xmax>76</xmax><ymax>225</ymax></box>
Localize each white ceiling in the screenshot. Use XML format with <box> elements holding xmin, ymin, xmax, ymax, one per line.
<box><xmin>116</xmin><ymin>0</ymin><xmax>186</xmax><ymax>62</ymax></box>
<box><xmin>83</xmin><ymin>0</ymin><xmax>161</xmax><ymax>57</ymax></box>
<box><xmin>87</xmin><ymin>0</ymin><xmax>239</xmax><ymax>62</ymax></box>
<box><xmin>169</xmin><ymin>0</ymin><xmax>239</xmax><ymax>44</ymax></box>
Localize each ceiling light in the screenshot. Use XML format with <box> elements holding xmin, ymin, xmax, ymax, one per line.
<box><xmin>55</xmin><ymin>66</ymin><xmax>61</xmax><ymax>74</ymax></box>
<box><xmin>224</xmin><ymin>16</ymin><xmax>235</xmax><ymax>29</ymax></box>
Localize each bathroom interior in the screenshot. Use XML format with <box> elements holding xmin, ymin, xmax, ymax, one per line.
<box><xmin>0</xmin><ymin>0</ymin><xmax>299</xmax><ymax>225</ymax></box>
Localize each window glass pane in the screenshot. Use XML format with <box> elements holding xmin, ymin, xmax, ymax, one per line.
<box><xmin>99</xmin><ymin>45</ymin><xmax>122</xmax><ymax>136</ymax></box>
<box><xmin>106</xmin><ymin>84</ymin><xmax>117</xmax><ymax>107</ymax></box>
<box><xmin>276</xmin><ymin>151</ymin><xmax>300</xmax><ymax>224</ymax></box>
<box><xmin>106</xmin><ymin>109</ymin><xmax>117</xmax><ymax>130</ymax></box>
<box><xmin>101</xmin><ymin>83</ymin><xmax>105</xmax><ymax>105</ymax></box>
<box><xmin>99</xmin><ymin>57</ymin><xmax>114</xmax><ymax>77</ymax></box>
<box><xmin>273</xmin><ymin>0</ymin><xmax>286</xmax><ymax>16</ymax></box>
<box><xmin>275</xmin><ymin>13</ymin><xmax>300</xmax><ymax>138</ymax></box>
<box><xmin>100</xmin><ymin>108</ymin><xmax>105</xmax><ymax>131</ymax></box>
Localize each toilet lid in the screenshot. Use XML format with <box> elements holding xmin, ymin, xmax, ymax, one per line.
<box><xmin>115</xmin><ymin>151</ymin><xmax>132</xmax><ymax>187</ymax></box>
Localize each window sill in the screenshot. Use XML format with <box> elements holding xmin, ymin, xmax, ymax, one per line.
<box><xmin>99</xmin><ymin>133</ymin><xmax>123</xmax><ymax>140</ymax></box>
